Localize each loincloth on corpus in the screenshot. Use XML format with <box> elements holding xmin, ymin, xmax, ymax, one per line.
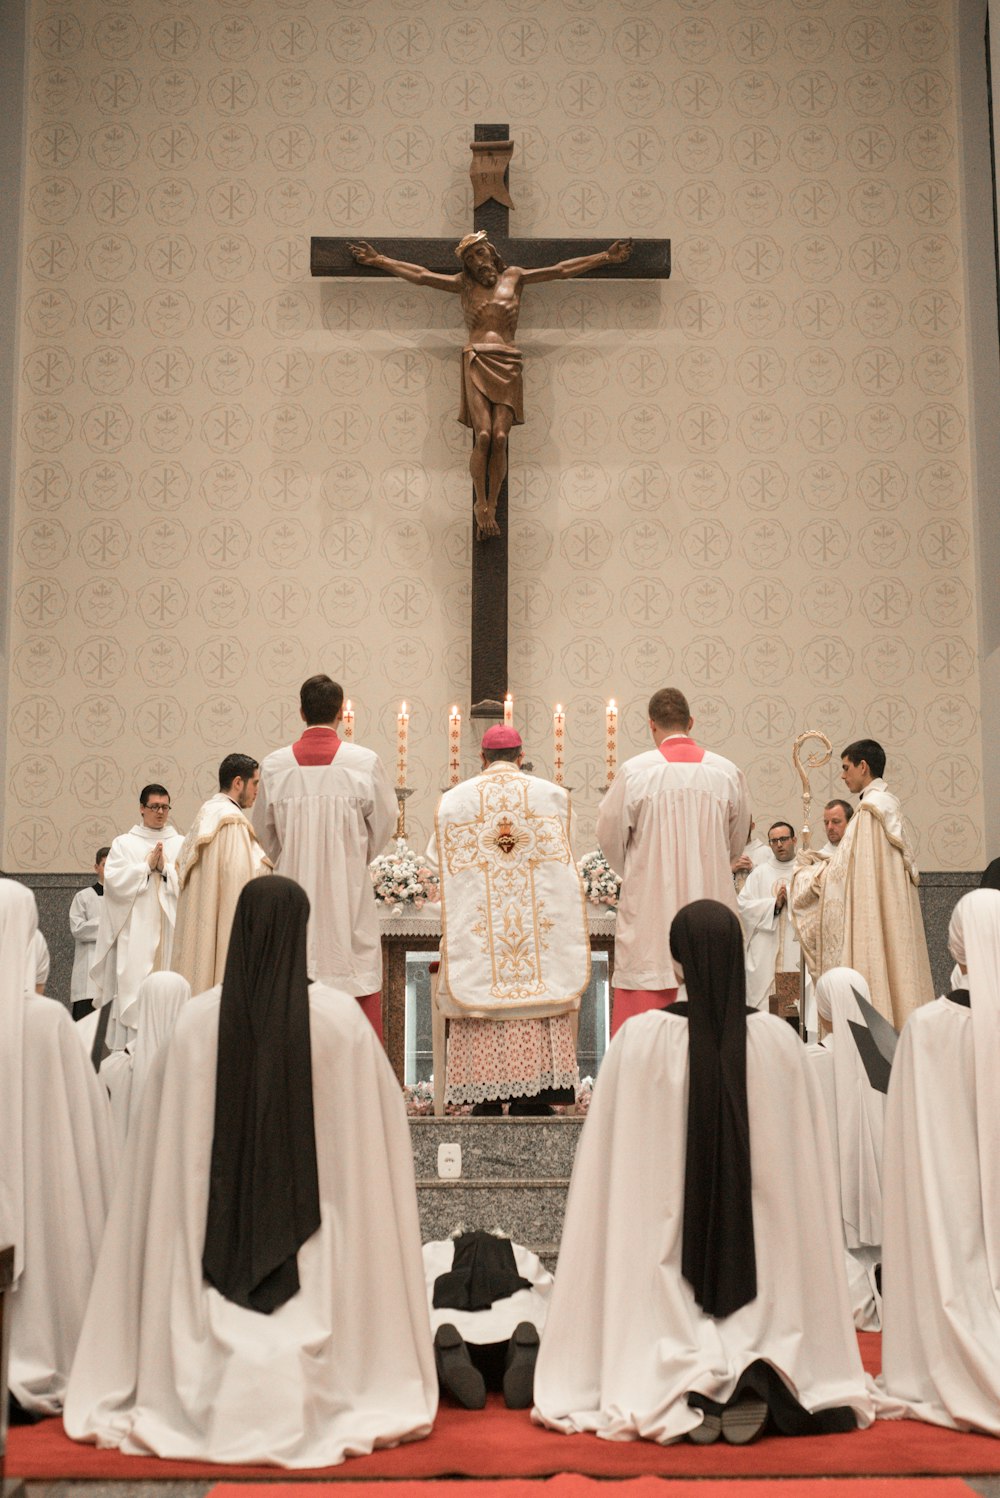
<box><xmin>458</xmin><ymin>344</ymin><xmax>524</xmax><ymax>428</ymax></box>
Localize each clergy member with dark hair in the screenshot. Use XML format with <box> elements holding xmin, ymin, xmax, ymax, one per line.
<box><xmin>64</xmin><ymin>876</ymin><xmax>437</xmax><ymax>1466</ymax></box>
<box><xmin>252</xmin><ymin>673</ymin><xmax>397</xmax><ymax>1037</ymax></box>
<box><xmin>533</xmin><ymin>899</ymin><xmax>873</xmax><ymax>1445</ymax></box>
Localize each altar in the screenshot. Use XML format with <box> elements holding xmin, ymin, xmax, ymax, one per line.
<box><xmin>378</xmin><ymin>905</ymin><xmax>617</xmax><ymax>1089</ymax></box>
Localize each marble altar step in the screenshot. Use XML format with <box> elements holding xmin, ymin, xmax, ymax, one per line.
<box><xmin>409</xmin><ymin>1115</ymin><xmax>584</xmax><ymax>1263</ymax></box>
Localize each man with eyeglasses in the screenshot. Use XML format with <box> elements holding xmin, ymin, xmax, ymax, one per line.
<box><xmin>89</xmin><ymin>784</ymin><xmax>185</xmax><ymax>1051</ymax></box>
<box><xmin>738</xmin><ymin>820</ymin><xmax>813</xmax><ymax>1026</ymax></box>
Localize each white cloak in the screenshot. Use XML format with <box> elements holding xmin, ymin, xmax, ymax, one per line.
<box><xmin>64</xmin><ymin>983</ymin><xmax>437</xmax><ymax>1466</ymax></box>
<box><xmin>738</xmin><ymin>856</ymin><xmax>806</xmax><ymax>1013</ymax></box>
<box><xmin>532</xmin><ymin>1009</ymin><xmax>874</xmax><ymax>1441</ymax></box>
<box><xmin>435</xmin><ymin>765</ymin><xmax>589</xmax><ymax>1018</ymax></box>
<box><xmin>596</xmin><ymin>745</ymin><xmax>750</xmax><ymax>990</ymax></box>
<box><xmin>90</xmin><ymin>824</ymin><xmax>185</xmax><ymax>1047</ymax></box>
<box><xmin>252</xmin><ymin>742</ymin><xmax>396</xmax><ymax>994</ymax></box>
<box><xmin>422</xmin><ymin>1238</ymin><xmax>552</xmax><ymax>1344</ymax></box>
<box><xmin>172</xmin><ymin>793</ymin><xmax>270</xmax><ymax>994</ymax></box>
<box><xmin>69</xmin><ymin>885</ymin><xmax>102</xmax><ymax>1005</ymax></box>
<box><xmin>879</xmin><ymin>995</ymin><xmax>1000</xmax><ymax>1432</ymax></box>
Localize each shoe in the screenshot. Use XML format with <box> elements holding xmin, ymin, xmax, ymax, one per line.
<box><xmin>434</xmin><ymin>1324</ymin><xmax>486</xmax><ymax>1409</ymax></box>
<box><xmin>687</xmin><ymin>1408</ymin><xmax>722</xmax><ymax>1444</ymax></box>
<box><xmin>502</xmin><ymin>1321</ymin><xmax>540</xmax><ymax>1408</ymax></box>
<box><xmin>471</xmin><ymin>1100</ymin><xmax>503</xmax><ymax>1116</ymax></box>
<box><xmin>721</xmin><ymin>1394</ymin><xmax>769</xmax><ymax>1445</ymax></box>
<box><xmin>508</xmin><ymin>1100</ymin><xmax>554</xmax><ymax>1116</ymax></box>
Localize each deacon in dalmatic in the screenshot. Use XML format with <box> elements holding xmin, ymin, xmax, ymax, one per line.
<box><xmin>431</xmin><ymin>725</ymin><xmax>589</xmax><ymax>1115</ymax></box>
<box><xmin>792</xmin><ymin>738</ymin><xmax>934</xmax><ymax>1028</ymax></box>
<box><xmin>738</xmin><ymin>820</ymin><xmax>814</xmax><ymax>1031</ymax></box>
<box><xmin>90</xmin><ymin>785</ymin><xmax>185</xmax><ymax>1051</ymax></box>
<box><xmin>172</xmin><ymin>753</ymin><xmax>270</xmax><ymax>995</ymax></box>
<box><xmin>252</xmin><ymin>674</ymin><xmax>397</xmax><ymax>1037</ymax></box>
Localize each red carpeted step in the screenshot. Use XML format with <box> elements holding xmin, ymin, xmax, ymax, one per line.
<box><xmin>205</xmin><ymin>1480</ymin><xmax>981</xmax><ymax>1497</ymax></box>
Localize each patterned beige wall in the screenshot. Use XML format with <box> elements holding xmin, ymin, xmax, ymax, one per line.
<box><xmin>6</xmin><ymin>0</ymin><xmax>984</xmax><ymax>870</ymax></box>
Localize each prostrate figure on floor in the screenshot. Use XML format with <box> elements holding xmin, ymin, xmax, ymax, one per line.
<box><xmin>64</xmin><ymin>876</ymin><xmax>437</xmax><ymax>1467</ymax></box>
<box><xmin>90</xmin><ymin>785</ymin><xmax>185</xmax><ymax>1051</ymax></box>
<box><xmin>879</xmin><ymin>888</ymin><xmax>1000</xmax><ymax>1434</ymax></box>
<box><xmin>172</xmin><ymin>752</ymin><xmax>270</xmax><ymax>995</ymax></box>
<box><xmin>431</xmin><ymin>725</ymin><xmax>588</xmax><ymax>1115</ymax></box>
<box><xmin>69</xmin><ymin>847</ymin><xmax>109</xmax><ymax>1020</ymax></box>
<box><xmin>738</xmin><ymin>821</ymin><xmax>812</xmax><ymax>1023</ymax></box>
<box><xmin>792</xmin><ymin>739</ymin><xmax>934</xmax><ymax>1028</ymax></box>
<box><xmin>533</xmin><ymin>899</ymin><xmax>873</xmax><ymax>1445</ymax></box>
<box><xmin>1</xmin><ymin>880</ymin><xmax>116</xmax><ymax>1416</ymax></box>
<box><xmin>425</xmin><ymin>1231</ymin><xmax>552</xmax><ymax>1410</ymax></box>
<box><xmin>596</xmin><ymin>687</ymin><xmax>750</xmax><ymax>1035</ymax></box>
<box><xmin>807</xmin><ymin>967</ymin><xmax>885</xmax><ymax>1330</ymax></box>
<box><xmin>253</xmin><ymin>673</ymin><xmax>397</xmax><ymax>1038</ymax></box>
<box><xmin>99</xmin><ymin>971</ymin><xmax>191</xmax><ymax>1154</ymax></box>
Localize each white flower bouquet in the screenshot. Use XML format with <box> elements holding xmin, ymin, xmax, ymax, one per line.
<box><xmin>578</xmin><ymin>849</ymin><xmax>621</xmax><ymax>908</ymax></box>
<box><xmin>370</xmin><ymin>838</ymin><xmax>440</xmax><ymax>909</ymax></box>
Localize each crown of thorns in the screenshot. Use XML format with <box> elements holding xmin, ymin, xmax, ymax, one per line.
<box><xmin>455</xmin><ymin>230</ymin><xmax>489</xmax><ymax>261</ymax></box>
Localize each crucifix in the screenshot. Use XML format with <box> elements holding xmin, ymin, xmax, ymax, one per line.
<box><xmin>311</xmin><ymin>124</ymin><xmax>670</xmax><ymax>716</ymax></box>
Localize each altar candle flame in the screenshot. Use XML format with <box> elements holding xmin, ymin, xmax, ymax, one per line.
<box><xmin>448</xmin><ymin>705</ymin><xmax>461</xmax><ymax>787</ymax></box>
<box><xmin>503</xmin><ymin>692</ymin><xmax>513</xmax><ymax>727</ymax></box>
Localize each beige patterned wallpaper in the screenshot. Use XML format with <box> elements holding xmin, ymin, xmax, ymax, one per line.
<box><xmin>5</xmin><ymin>0</ymin><xmax>984</xmax><ymax>870</ymax></box>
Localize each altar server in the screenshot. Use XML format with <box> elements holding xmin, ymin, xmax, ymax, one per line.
<box><xmin>90</xmin><ymin>785</ymin><xmax>185</xmax><ymax>1050</ymax></box>
<box><xmin>69</xmin><ymin>847</ymin><xmax>109</xmax><ymax>1019</ymax></box>
<box><xmin>64</xmin><ymin>876</ymin><xmax>436</xmax><ymax>1466</ymax></box>
<box><xmin>253</xmin><ymin>674</ymin><xmax>396</xmax><ymax>1036</ymax></box>
<box><xmin>533</xmin><ymin>900</ymin><xmax>873</xmax><ymax>1444</ymax></box>
<box><xmin>432</xmin><ymin>725</ymin><xmax>588</xmax><ymax>1114</ymax></box>
<box><xmin>1</xmin><ymin>880</ymin><xmax>116</xmax><ymax>1415</ymax></box>
<box><xmin>597</xmin><ymin>686</ymin><xmax>750</xmax><ymax>1034</ymax></box>
<box><xmin>880</xmin><ymin>888</ymin><xmax>1000</xmax><ymax>1433</ymax></box>
<box><xmin>808</xmin><ymin>968</ymin><xmax>885</xmax><ymax>1330</ymax></box>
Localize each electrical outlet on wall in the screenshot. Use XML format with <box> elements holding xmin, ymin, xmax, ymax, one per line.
<box><xmin>437</xmin><ymin>1142</ymin><xmax>461</xmax><ymax>1179</ymax></box>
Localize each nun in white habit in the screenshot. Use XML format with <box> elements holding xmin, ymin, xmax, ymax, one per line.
<box><xmin>99</xmin><ymin>971</ymin><xmax>192</xmax><ymax>1153</ymax></box>
<box><xmin>64</xmin><ymin>875</ymin><xmax>437</xmax><ymax>1467</ymax></box>
<box><xmin>808</xmin><ymin>967</ymin><xmax>885</xmax><ymax>1331</ymax></box>
<box><xmin>879</xmin><ymin>887</ymin><xmax>1000</xmax><ymax>1433</ymax></box>
<box><xmin>532</xmin><ymin>899</ymin><xmax>874</xmax><ymax>1445</ymax></box>
<box><xmin>0</xmin><ymin>879</ymin><xmax>116</xmax><ymax>1415</ymax></box>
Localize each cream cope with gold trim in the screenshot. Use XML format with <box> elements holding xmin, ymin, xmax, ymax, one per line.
<box><xmin>434</xmin><ymin>764</ymin><xmax>590</xmax><ymax>1020</ymax></box>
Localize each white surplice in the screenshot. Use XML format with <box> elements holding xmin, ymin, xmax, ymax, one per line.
<box><xmin>64</xmin><ymin>983</ymin><xmax>437</xmax><ymax>1466</ymax></box>
<box><xmin>0</xmin><ymin>880</ymin><xmax>116</xmax><ymax>1415</ymax></box>
<box><xmin>253</xmin><ymin>743</ymin><xmax>396</xmax><ymax>994</ymax></box>
<box><xmin>69</xmin><ymin>885</ymin><xmax>102</xmax><ymax>1006</ymax></box>
<box><xmin>532</xmin><ymin>1009</ymin><xmax>874</xmax><ymax>1442</ymax></box>
<box><xmin>90</xmin><ymin>824</ymin><xmax>185</xmax><ymax>1048</ymax></box>
<box><xmin>172</xmin><ymin>793</ymin><xmax>270</xmax><ymax>994</ymax></box>
<box><xmin>422</xmin><ymin>1238</ymin><xmax>553</xmax><ymax>1344</ymax></box>
<box><xmin>596</xmin><ymin>743</ymin><xmax>750</xmax><ymax>990</ymax></box>
<box><xmin>738</xmin><ymin>855</ymin><xmax>806</xmax><ymax>1012</ymax></box>
<box><xmin>879</xmin><ymin>889</ymin><xmax>1000</xmax><ymax>1432</ymax></box>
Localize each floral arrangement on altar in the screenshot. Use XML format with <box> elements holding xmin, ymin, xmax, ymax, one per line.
<box><xmin>370</xmin><ymin>838</ymin><xmax>440</xmax><ymax>911</ymax></box>
<box><xmin>578</xmin><ymin>850</ymin><xmax>621</xmax><ymax>908</ymax></box>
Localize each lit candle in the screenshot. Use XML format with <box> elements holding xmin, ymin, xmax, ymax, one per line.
<box><xmin>448</xmin><ymin>705</ymin><xmax>461</xmax><ymax>786</ymax></box>
<box><xmin>606</xmin><ymin>698</ymin><xmax>617</xmax><ymax>784</ymax></box>
<box><xmin>397</xmin><ymin>701</ymin><xmax>409</xmax><ymax>788</ymax></box>
<box><xmin>503</xmin><ymin>692</ymin><xmax>513</xmax><ymax>727</ymax></box>
<box><xmin>341</xmin><ymin>698</ymin><xmax>354</xmax><ymax>742</ymax></box>
<box><xmin>553</xmin><ymin>703</ymin><xmax>565</xmax><ymax>785</ymax></box>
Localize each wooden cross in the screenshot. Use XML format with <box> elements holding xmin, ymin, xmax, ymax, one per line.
<box><xmin>311</xmin><ymin>124</ymin><xmax>670</xmax><ymax>716</ymax></box>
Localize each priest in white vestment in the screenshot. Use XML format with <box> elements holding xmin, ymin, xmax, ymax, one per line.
<box><xmin>432</xmin><ymin>725</ymin><xmax>588</xmax><ymax>1114</ymax></box>
<box><xmin>818</xmin><ymin>799</ymin><xmax>854</xmax><ymax>858</ymax></box>
<box><xmin>807</xmin><ymin>967</ymin><xmax>884</xmax><ymax>1331</ymax></box>
<box><xmin>69</xmin><ymin>846</ymin><xmax>108</xmax><ymax>1019</ymax></box>
<box><xmin>252</xmin><ymin>673</ymin><xmax>396</xmax><ymax>1037</ymax></box>
<box><xmin>0</xmin><ymin>880</ymin><xmax>116</xmax><ymax>1416</ymax></box>
<box><xmin>738</xmin><ymin>821</ymin><xmax>810</xmax><ymax>1011</ymax></box>
<box><xmin>596</xmin><ymin>686</ymin><xmax>750</xmax><ymax>1035</ymax></box>
<box><xmin>64</xmin><ymin>876</ymin><xmax>437</xmax><ymax>1466</ymax></box>
<box><xmin>90</xmin><ymin>785</ymin><xmax>185</xmax><ymax>1051</ymax></box>
<box><xmin>533</xmin><ymin>899</ymin><xmax>873</xmax><ymax>1445</ymax></box>
<box><xmin>792</xmin><ymin>739</ymin><xmax>934</xmax><ymax>1028</ymax></box>
<box><xmin>879</xmin><ymin>888</ymin><xmax>1000</xmax><ymax>1433</ymax></box>
<box><xmin>172</xmin><ymin>753</ymin><xmax>270</xmax><ymax>994</ymax></box>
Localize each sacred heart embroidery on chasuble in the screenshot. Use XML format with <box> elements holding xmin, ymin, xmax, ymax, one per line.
<box><xmin>442</xmin><ymin>771</ymin><xmax>571</xmax><ymax>1000</ymax></box>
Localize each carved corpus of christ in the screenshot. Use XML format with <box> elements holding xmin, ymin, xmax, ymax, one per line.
<box><xmin>347</xmin><ymin>233</ymin><xmax>633</xmax><ymax>540</ymax></box>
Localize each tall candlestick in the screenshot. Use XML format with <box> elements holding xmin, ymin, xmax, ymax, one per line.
<box><xmin>503</xmin><ymin>692</ymin><xmax>513</xmax><ymax>727</ymax></box>
<box><xmin>341</xmin><ymin>699</ymin><xmax>354</xmax><ymax>742</ymax></box>
<box><xmin>448</xmin><ymin>705</ymin><xmax>461</xmax><ymax>786</ymax></box>
<box><xmin>605</xmin><ymin>698</ymin><xmax>617</xmax><ymax>785</ymax></box>
<box><xmin>553</xmin><ymin>703</ymin><xmax>565</xmax><ymax>785</ymax></box>
<box><xmin>396</xmin><ymin>701</ymin><xmax>409</xmax><ymax>788</ymax></box>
